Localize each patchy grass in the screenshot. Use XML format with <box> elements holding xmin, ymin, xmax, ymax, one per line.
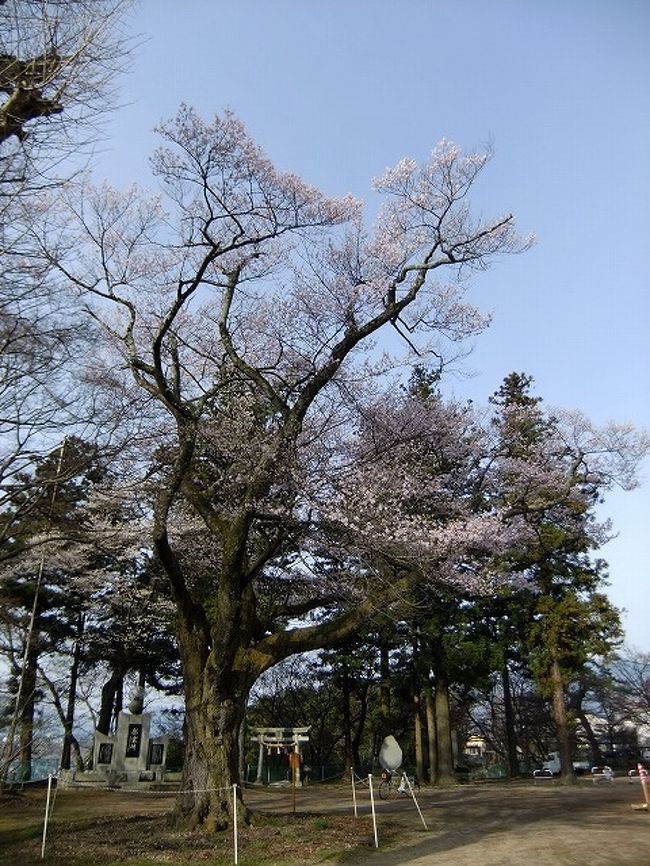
<box><xmin>0</xmin><ymin>789</ymin><xmax>401</xmax><ymax>866</ymax></box>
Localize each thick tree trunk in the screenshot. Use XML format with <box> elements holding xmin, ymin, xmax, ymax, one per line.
<box><xmin>425</xmin><ymin>685</ymin><xmax>437</xmax><ymax>785</ymax></box>
<box><xmin>576</xmin><ymin>708</ymin><xmax>604</xmax><ymax>766</ymax></box>
<box><xmin>177</xmin><ymin>682</ymin><xmax>247</xmax><ymax>831</ymax></box>
<box><xmin>501</xmin><ymin>660</ymin><xmax>519</xmax><ymax>777</ymax></box>
<box><xmin>434</xmin><ymin>676</ymin><xmax>455</xmax><ymax>785</ymax></box>
<box><xmin>379</xmin><ymin>643</ymin><xmax>391</xmax><ymax>737</ymax></box>
<box><xmin>97</xmin><ymin>667</ymin><xmax>124</xmax><ymax>735</ymax></box>
<box><xmin>411</xmin><ymin>638</ymin><xmax>424</xmax><ymax>782</ymax></box>
<box><xmin>61</xmin><ymin>613</ymin><xmax>84</xmax><ymax>770</ymax></box>
<box><xmin>351</xmin><ymin>683</ymin><xmax>368</xmax><ymax>769</ymax></box>
<box><xmin>173</xmin><ymin>615</ymin><xmax>254</xmax><ymax>832</ymax></box>
<box><xmin>238</xmin><ymin>720</ymin><xmax>246</xmax><ymax>784</ymax></box>
<box><xmin>17</xmin><ymin>639</ymin><xmax>40</xmax><ymax>782</ymax></box>
<box><xmin>550</xmin><ymin>658</ymin><xmax>576</xmax><ymax>784</ymax></box>
<box><xmin>340</xmin><ymin>661</ymin><xmax>353</xmax><ymax>777</ymax></box>
<box><xmin>569</xmin><ymin>681</ymin><xmax>604</xmax><ymax>766</ymax></box>
<box><xmin>414</xmin><ymin>690</ymin><xmax>424</xmax><ymax>782</ymax></box>
<box><xmin>113</xmin><ymin>677</ymin><xmax>124</xmax><ymax>727</ymax></box>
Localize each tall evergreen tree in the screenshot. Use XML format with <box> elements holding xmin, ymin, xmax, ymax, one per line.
<box><xmin>488</xmin><ymin>373</ymin><xmax>624</xmax><ymax>782</ymax></box>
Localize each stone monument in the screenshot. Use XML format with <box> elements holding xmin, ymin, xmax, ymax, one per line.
<box><xmin>67</xmin><ymin>687</ymin><xmax>169</xmax><ymax>787</ymax></box>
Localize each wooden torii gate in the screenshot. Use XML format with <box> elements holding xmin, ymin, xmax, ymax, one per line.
<box><xmin>250</xmin><ymin>726</ymin><xmax>310</xmax><ymax>785</ymax></box>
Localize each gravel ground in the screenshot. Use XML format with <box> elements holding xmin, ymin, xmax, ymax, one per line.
<box><xmin>246</xmin><ymin>776</ymin><xmax>650</xmax><ymax>865</ymax></box>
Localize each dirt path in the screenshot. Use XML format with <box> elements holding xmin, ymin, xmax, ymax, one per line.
<box><xmin>246</xmin><ymin>778</ymin><xmax>650</xmax><ymax>865</ymax></box>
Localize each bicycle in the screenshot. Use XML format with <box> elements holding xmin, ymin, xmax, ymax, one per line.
<box><xmin>378</xmin><ymin>769</ymin><xmax>420</xmax><ymax>799</ymax></box>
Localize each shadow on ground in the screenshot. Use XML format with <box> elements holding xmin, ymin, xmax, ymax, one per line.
<box><xmin>246</xmin><ymin>778</ymin><xmax>650</xmax><ymax>865</ymax></box>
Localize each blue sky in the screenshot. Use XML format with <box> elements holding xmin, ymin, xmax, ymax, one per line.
<box><xmin>96</xmin><ymin>0</ymin><xmax>649</xmax><ymax>650</ymax></box>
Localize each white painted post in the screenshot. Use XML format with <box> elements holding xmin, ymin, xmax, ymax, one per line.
<box><xmin>233</xmin><ymin>783</ymin><xmax>238</xmax><ymax>865</ymax></box>
<box><xmin>351</xmin><ymin>771</ymin><xmax>358</xmax><ymax>817</ymax></box>
<box><xmin>41</xmin><ymin>773</ymin><xmax>53</xmax><ymax>860</ymax></box>
<box><xmin>638</xmin><ymin>764</ymin><xmax>650</xmax><ymax>808</ymax></box>
<box><xmin>368</xmin><ymin>773</ymin><xmax>379</xmax><ymax>848</ymax></box>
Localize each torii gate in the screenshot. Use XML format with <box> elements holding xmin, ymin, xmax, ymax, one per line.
<box><xmin>250</xmin><ymin>726</ymin><xmax>310</xmax><ymax>785</ymax></box>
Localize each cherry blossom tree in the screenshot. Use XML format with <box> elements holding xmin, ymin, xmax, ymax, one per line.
<box><xmin>323</xmin><ymin>388</ymin><xmax>533</xmax><ymax>590</ymax></box>
<box><xmin>0</xmin><ymin>1</ymin><xmax>134</xmax><ymax>159</ymax></box>
<box><xmin>321</xmin><ymin>375</ymin><xmax>538</xmax><ymax>787</ymax></box>
<box><xmin>331</xmin><ymin>372</ymin><xmax>648</xmax><ymax>785</ymax></box>
<box><xmin>0</xmin><ymin>433</ymin><xmax>176</xmax><ymax>782</ymax></box>
<box><xmin>42</xmin><ymin>106</ymin><xmax>530</xmax><ymax>828</ymax></box>
<box><xmin>0</xmin><ymin>436</ymin><xmax>107</xmax><ymax>780</ymax></box>
<box><xmin>0</xmin><ymin>0</ymin><xmax>136</xmax><ymax>536</ymax></box>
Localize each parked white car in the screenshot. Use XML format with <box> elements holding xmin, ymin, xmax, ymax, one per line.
<box><xmin>539</xmin><ymin>751</ymin><xmax>590</xmax><ymax>775</ymax></box>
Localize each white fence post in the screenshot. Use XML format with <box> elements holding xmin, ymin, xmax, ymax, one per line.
<box><xmin>368</xmin><ymin>773</ymin><xmax>379</xmax><ymax>848</ymax></box>
<box><xmin>233</xmin><ymin>783</ymin><xmax>239</xmax><ymax>865</ymax></box>
<box><xmin>41</xmin><ymin>773</ymin><xmax>53</xmax><ymax>860</ymax></box>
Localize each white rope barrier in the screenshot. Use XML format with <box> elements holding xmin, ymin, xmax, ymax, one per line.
<box><xmin>39</xmin><ymin>769</ymin><xmax>430</xmax><ymax>862</ymax></box>
<box><xmin>69</xmin><ymin>781</ymin><xmax>234</xmax><ymax>795</ymax></box>
<box><xmin>39</xmin><ymin>775</ymin><xmax>246</xmax><ymax>864</ymax></box>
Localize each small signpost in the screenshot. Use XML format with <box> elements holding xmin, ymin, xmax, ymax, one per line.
<box><xmin>289</xmin><ymin>751</ymin><xmax>300</xmax><ymax>815</ymax></box>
